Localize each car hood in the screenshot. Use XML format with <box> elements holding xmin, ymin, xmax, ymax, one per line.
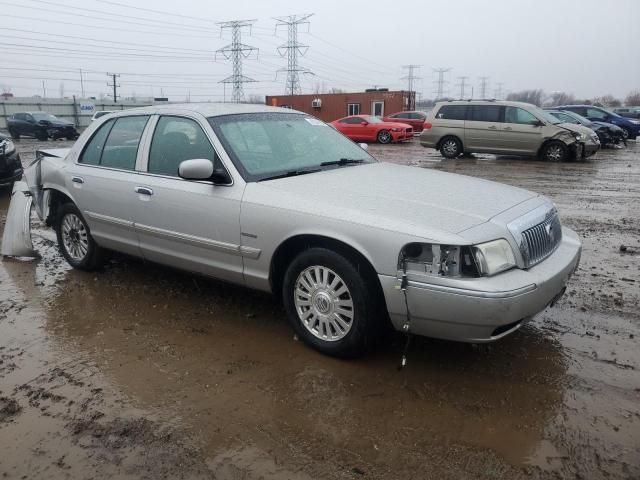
<box><xmin>593</xmin><ymin>121</ymin><xmax>623</xmax><ymax>132</ymax></box>
<box><xmin>247</xmin><ymin>162</ymin><xmax>539</xmax><ymax>240</ymax></box>
<box><xmin>45</xmin><ymin>121</ymin><xmax>74</xmax><ymax>128</ymax></box>
<box><xmin>559</xmin><ymin>123</ymin><xmax>596</xmax><ymax>136</ymax></box>
<box><xmin>379</xmin><ymin>121</ymin><xmax>412</xmax><ymax>129</ymax></box>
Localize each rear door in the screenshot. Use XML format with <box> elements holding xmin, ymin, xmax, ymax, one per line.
<box><xmin>464</xmin><ymin>105</ymin><xmax>505</xmax><ymax>152</ymax></box>
<box><xmin>132</xmin><ymin>114</ymin><xmax>244</xmax><ymax>283</ymax></box>
<box><xmin>500</xmin><ymin>106</ymin><xmax>544</xmax><ymax>154</ymax></box>
<box><xmin>66</xmin><ymin>115</ymin><xmax>150</xmax><ymax>256</ymax></box>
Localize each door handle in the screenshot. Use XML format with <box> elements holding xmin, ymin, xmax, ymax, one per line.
<box><xmin>134</xmin><ymin>186</ymin><xmax>153</xmax><ymax>196</ymax></box>
<box><xmin>488</xmin><ymin>125</ymin><xmax>497</xmax><ymax>130</ymax></box>
<box><xmin>71</xmin><ymin>176</ymin><xmax>84</xmax><ymax>184</ymax></box>
<box><xmin>504</xmin><ymin>126</ymin><xmax>513</xmax><ymax>131</ymax></box>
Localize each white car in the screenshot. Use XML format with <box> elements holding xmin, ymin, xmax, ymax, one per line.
<box><xmin>2</xmin><ymin>104</ymin><xmax>582</xmax><ymax>358</ymax></box>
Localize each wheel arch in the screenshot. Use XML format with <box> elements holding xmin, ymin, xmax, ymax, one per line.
<box><xmin>269</xmin><ymin>234</ymin><xmax>387</xmax><ymax>310</ymax></box>
<box><xmin>44</xmin><ymin>187</ymin><xmax>76</xmax><ymax>227</ymax></box>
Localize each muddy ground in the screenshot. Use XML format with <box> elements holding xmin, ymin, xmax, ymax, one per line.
<box><xmin>0</xmin><ymin>136</ymin><xmax>638</xmax><ymax>479</ymax></box>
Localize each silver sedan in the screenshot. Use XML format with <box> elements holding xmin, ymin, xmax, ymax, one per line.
<box><xmin>2</xmin><ymin>104</ymin><xmax>581</xmax><ymax>357</ymax></box>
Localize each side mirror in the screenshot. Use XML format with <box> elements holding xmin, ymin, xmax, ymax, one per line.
<box><xmin>359</xmin><ymin>143</ymin><xmax>368</xmax><ymax>151</ymax></box>
<box><xmin>178</xmin><ymin>159</ymin><xmax>214</xmax><ymax>180</ymax></box>
<box><xmin>360</xmin><ymin>121</ymin><xmax>368</xmax><ymax>126</ymax></box>
<box><xmin>532</xmin><ymin>120</ymin><xmax>545</xmax><ymax>127</ymax></box>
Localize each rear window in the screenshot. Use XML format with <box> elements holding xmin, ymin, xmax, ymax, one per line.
<box><xmin>470</xmin><ymin>105</ymin><xmax>503</xmax><ymax>122</ymax></box>
<box><xmin>436</xmin><ymin>105</ymin><xmax>467</xmax><ymax>120</ymax></box>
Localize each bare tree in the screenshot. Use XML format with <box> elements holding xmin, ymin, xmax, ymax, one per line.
<box><xmin>625</xmin><ymin>90</ymin><xmax>640</xmax><ymax>106</ymax></box>
<box><xmin>592</xmin><ymin>94</ymin><xmax>621</xmax><ymax>107</ymax></box>
<box><xmin>548</xmin><ymin>91</ymin><xmax>575</xmax><ymax>106</ymax></box>
<box><xmin>245</xmin><ymin>94</ymin><xmax>264</xmax><ymax>104</ymax></box>
<box><xmin>506</xmin><ymin>89</ymin><xmax>545</xmax><ymax>106</ymax></box>
<box><xmin>1</xmin><ymin>84</ymin><xmax>11</xmax><ymax>94</ymax></box>
<box><xmin>329</xmin><ymin>87</ymin><xmax>345</xmax><ymax>94</ymax></box>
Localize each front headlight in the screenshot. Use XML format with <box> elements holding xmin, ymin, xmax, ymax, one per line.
<box><xmin>391</xmin><ymin>128</ymin><xmax>401</xmax><ymax>132</ymax></box>
<box><xmin>4</xmin><ymin>139</ymin><xmax>15</xmax><ymax>155</ymax></box>
<box><xmin>471</xmin><ymin>239</ymin><xmax>516</xmax><ymax>276</ymax></box>
<box><xmin>630</xmin><ymin>119</ymin><xmax>640</xmax><ymax>125</ymax></box>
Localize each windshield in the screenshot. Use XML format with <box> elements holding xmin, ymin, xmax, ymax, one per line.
<box><xmin>209</xmin><ymin>113</ymin><xmax>376</xmax><ymax>181</ymax></box>
<box><xmin>531</xmin><ymin>107</ymin><xmax>562</xmax><ymax>125</ymax></box>
<box><xmin>31</xmin><ymin>113</ymin><xmax>59</xmax><ymax>122</ymax></box>
<box><xmin>562</xmin><ymin>111</ymin><xmax>592</xmax><ymax>126</ymax></box>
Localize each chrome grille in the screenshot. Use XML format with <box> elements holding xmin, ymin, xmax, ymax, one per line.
<box><xmin>521</xmin><ymin>212</ymin><xmax>562</xmax><ymax>267</ymax></box>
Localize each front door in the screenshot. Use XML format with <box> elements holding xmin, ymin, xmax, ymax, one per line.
<box><xmin>500</xmin><ymin>106</ymin><xmax>543</xmax><ymax>154</ymax></box>
<box><xmin>132</xmin><ymin>114</ymin><xmax>244</xmax><ymax>284</ymax></box>
<box><xmin>66</xmin><ymin>115</ymin><xmax>150</xmax><ymax>256</ymax></box>
<box><xmin>372</xmin><ymin>101</ymin><xmax>384</xmax><ymax>117</ymax></box>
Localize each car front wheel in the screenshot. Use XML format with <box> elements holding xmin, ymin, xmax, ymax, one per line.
<box><xmin>377</xmin><ymin>130</ymin><xmax>392</xmax><ymax>144</ymax></box>
<box><xmin>439</xmin><ymin>136</ymin><xmax>462</xmax><ymax>158</ymax></box>
<box><xmin>8</xmin><ymin>128</ymin><xmax>19</xmax><ymax>140</ymax></box>
<box><xmin>55</xmin><ymin>203</ymin><xmax>106</xmax><ymax>270</ymax></box>
<box><xmin>541</xmin><ymin>141</ymin><xmax>568</xmax><ymax>162</ymax></box>
<box><xmin>282</xmin><ymin>248</ymin><xmax>381</xmax><ymax>358</ymax></box>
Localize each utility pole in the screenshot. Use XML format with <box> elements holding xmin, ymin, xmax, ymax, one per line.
<box><xmin>107</xmin><ymin>72</ymin><xmax>120</xmax><ymax>102</ymax></box>
<box><xmin>216</xmin><ymin>19</ymin><xmax>258</xmax><ymax>103</ymax></box>
<box><xmin>275</xmin><ymin>14</ymin><xmax>313</xmax><ymax>96</ymax></box>
<box><xmin>79</xmin><ymin>68</ymin><xmax>85</xmax><ymax>98</ymax></box>
<box><xmin>456</xmin><ymin>76</ymin><xmax>469</xmax><ymax>99</ymax></box>
<box><xmin>42</xmin><ymin>80</ymin><xmax>46</xmax><ymax>98</ymax></box>
<box><xmin>433</xmin><ymin>67</ymin><xmax>451</xmax><ymax>100</ymax></box>
<box><xmin>478</xmin><ymin>76</ymin><xmax>490</xmax><ymax>99</ymax></box>
<box><xmin>494</xmin><ymin>82</ymin><xmax>504</xmax><ymax>100</ymax></box>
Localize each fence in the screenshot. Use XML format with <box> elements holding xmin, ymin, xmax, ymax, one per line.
<box><xmin>0</xmin><ymin>97</ymin><xmax>163</xmax><ymax>129</ymax></box>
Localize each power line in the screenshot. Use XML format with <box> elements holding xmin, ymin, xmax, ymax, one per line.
<box><xmin>94</xmin><ymin>0</ymin><xmax>217</xmax><ymax>24</ymax></box>
<box><xmin>215</xmin><ymin>20</ymin><xmax>258</xmax><ymax>103</ymax></box>
<box><xmin>274</xmin><ymin>14</ymin><xmax>313</xmax><ymax>95</ymax></box>
<box><xmin>107</xmin><ymin>72</ymin><xmax>120</xmax><ymax>101</ymax></box>
<box><xmin>433</xmin><ymin>67</ymin><xmax>451</xmax><ymax>100</ymax></box>
<box><xmin>456</xmin><ymin>76</ymin><xmax>469</xmax><ymax>99</ymax></box>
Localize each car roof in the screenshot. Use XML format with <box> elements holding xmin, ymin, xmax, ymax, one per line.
<box><xmin>110</xmin><ymin>103</ymin><xmax>303</xmax><ymax>118</ymax></box>
<box><xmin>434</xmin><ymin>100</ymin><xmax>537</xmax><ymax>109</ymax></box>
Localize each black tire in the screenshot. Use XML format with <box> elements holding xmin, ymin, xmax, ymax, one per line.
<box><xmin>622</xmin><ymin>128</ymin><xmax>636</xmax><ymax>141</ymax></box>
<box><xmin>541</xmin><ymin>141</ymin><xmax>568</xmax><ymax>162</ymax></box>
<box><xmin>439</xmin><ymin>136</ymin><xmax>462</xmax><ymax>159</ymax></box>
<box><xmin>8</xmin><ymin>128</ymin><xmax>19</xmax><ymax>140</ymax></box>
<box><xmin>55</xmin><ymin>203</ymin><xmax>106</xmax><ymax>271</ymax></box>
<box><xmin>377</xmin><ymin>129</ymin><xmax>392</xmax><ymax>144</ymax></box>
<box><xmin>282</xmin><ymin>247</ymin><xmax>383</xmax><ymax>358</ymax></box>
<box><xmin>35</xmin><ymin>129</ymin><xmax>48</xmax><ymax>141</ymax></box>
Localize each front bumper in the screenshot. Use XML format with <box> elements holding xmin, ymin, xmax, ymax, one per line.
<box><xmin>391</xmin><ymin>130</ymin><xmax>414</xmax><ymax>142</ymax></box>
<box><xmin>379</xmin><ymin>227</ymin><xmax>582</xmax><ymax>343</ymax></box>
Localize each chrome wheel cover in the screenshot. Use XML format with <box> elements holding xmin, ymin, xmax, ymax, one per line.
<box><xmin>443</xmin><ymin>139</ymin><xmax>458</xmax><ymax>156</ymax></box>
<box><xmin>61</xmin><ymin>213</ymin><xmax>89</xmax><ymax>261</ymax></box>
<box><xmin>294</xmin><ymin>266</ymin><xmax>354</xmax><ymax>342</ymax></box>
<box><xmin>546</xmin><ymin>145</ymin><xmax>563</xmax><ymax>161</ymax></box>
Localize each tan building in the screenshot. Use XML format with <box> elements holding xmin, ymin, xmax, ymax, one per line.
<box><xmin>265</xmin><ymin>89</ymin><xmax>415</xmax><ymax>122</ymax></box>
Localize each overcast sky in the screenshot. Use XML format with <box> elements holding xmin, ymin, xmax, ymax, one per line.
<box><xmin>1</xmin><ymin>0</ymin><xmax>639</xmax><ymax>101</ymax></box>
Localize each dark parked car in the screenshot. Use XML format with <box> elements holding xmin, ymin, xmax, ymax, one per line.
<box><xmin>555</xmin><ymin>105</ymin><xmax>640</xmax><ymax>140</ymax></box>
<box><xmin>383</xmin><ymin>111</ymin><xmax>427</xmax><ymax>133</ymax></box>
<box><xmin>546</xmin><ymin>109</ymin><xmax>626</xmax><ymax>147</ymax></box>
<box><xmin>0</xmin><ymin>133</ymin><xmax>23</xmax><ymax>187</ymax></box>
<box><xmin>613</xmin><ymin>107</ymin><xmax>640</xmax><ymax>119</ymax></box>
<box><xmin>7</xmin><ymin>112</ymin><xmax>79</xmax><ymax>141</ymax></box>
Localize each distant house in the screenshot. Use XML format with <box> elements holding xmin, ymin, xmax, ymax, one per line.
<box><xmin>266</xmin><ymin>89</ymin><xmax>415</xmax><ymax>122</ymax></box>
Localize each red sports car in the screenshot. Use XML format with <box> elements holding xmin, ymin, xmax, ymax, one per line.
<box><xmin>331</xmin><ymin>115</ymin><xmax>413</xmax><ymax>144</ymax></box>
<box><xmin>383</xmin><ymin>111</ymin><xmax>428</xmax><ymax>133</ymax></box>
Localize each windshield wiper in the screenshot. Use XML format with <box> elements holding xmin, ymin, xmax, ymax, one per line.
<box><xmin>258</xmin><ymin>168</ymin><xmax>321</xmax><ymax>182</ymax></box>
<box><xmin>320</xmin><ymin>158</ymin><xmax>366</xmax><ymax>167</ymax></box>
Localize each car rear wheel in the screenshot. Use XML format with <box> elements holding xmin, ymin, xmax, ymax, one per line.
<box><xmin>439</xmin><ymin>136</ymin><xmax>462</xmax><ymax>158</ymax></box>
<box><xmin>282</xmin><ymin>247</ymin><xmax>381</xmax><ymax>358</ymax></box>
<box><xmin>377</xmin><ymin>130</ymin><xmax>392</xmax><ymax>144</ymax></box>
<box><xmin>55</xmin><ymin>203</ymin><xmax>106</xmax><ymax>270</ymax></box>
<box><xmin>541</xmin><ymin>141</ymin><xmax>568</xmax><ymax>162</ymax></box>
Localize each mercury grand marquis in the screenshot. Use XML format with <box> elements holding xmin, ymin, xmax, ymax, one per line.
<box><xmin>1</xmin><ymin>104</ymin><xmax>582</xmax><ymax>357</ymax></box>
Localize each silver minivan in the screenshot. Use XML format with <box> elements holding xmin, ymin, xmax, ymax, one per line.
<box><xmin>420</xmin><ymin>100</ymin><xmax>584</xmax><ymax>162</ymax></box>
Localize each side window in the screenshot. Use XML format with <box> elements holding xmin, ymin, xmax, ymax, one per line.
<box><xmin>504</xmin><ymin>107</ymin><xmax>538</xmax><ymax>125</ymax></box>
<box><xmin>409</xmin><ymin>112</ymin><xmax>424</xmax><ymax>120</ymax></box>
<box><xmin>470</xmin><ymin>105</ymin><xmax>503</xmax><ymax>122</ymax></box>
<box><xmin>79</xmin><ymin>119</ymin><xmax>115</xmax><ymax>165</ymax></box>
<box><xmin>100</xmin><ymin>115</ymin><xmax>149</xmax><ymax>170</ymax></box>
<box><xmin>148</xmin><ymin>116</ymin><xmax>217</xmax><ymax>177</ymax></box>
<box><xmin>558</xmin><ymin>113</ymin><xmax>575</xmax><ymax>123</ymax></box>
<box><xmin>343</xmin><ymin>117</ymin><xmax>363</xmax><ymax>124</ymax></box>
<box><xmin>436</xmin><ymin>105</ymin><xmax>468</xmax><ymax>120</ymax></box>
<box><xmin>586</xmin><ymin>108</ymin><xmax>607</xmax><ymax>120</ymax></box>
<box><xmin>347</xmin><ymin>103</ymin><xmax>360</xmax><ymax>116</ymax></box>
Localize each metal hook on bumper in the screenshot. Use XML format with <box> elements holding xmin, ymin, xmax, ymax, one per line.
<box><xmin>1</xmin><ymin>180</ymin><xmax>36</xmax><ymax>258</ymax></box>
